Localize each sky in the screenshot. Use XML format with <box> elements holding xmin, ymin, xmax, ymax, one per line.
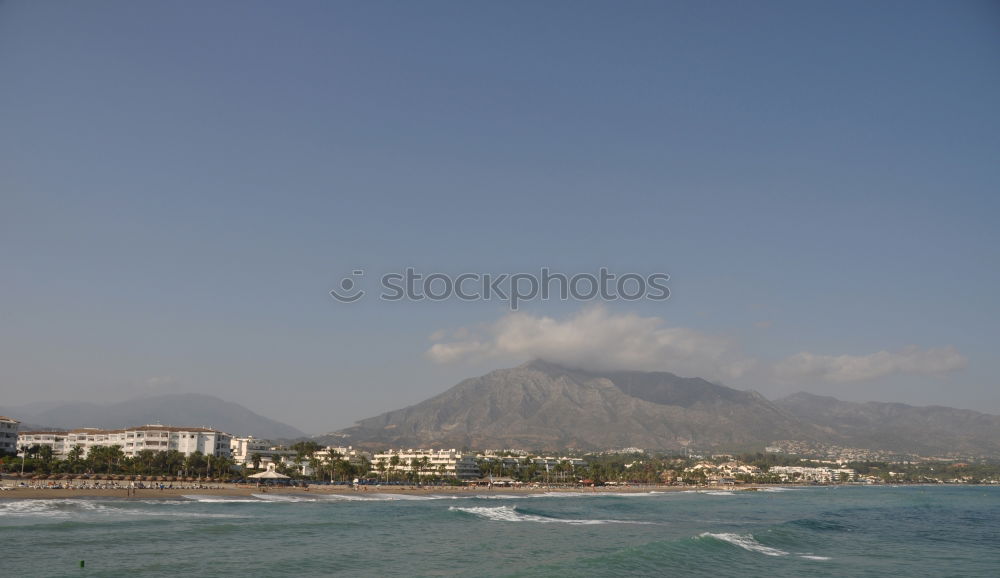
<box><xmin>1</xmin><ymin>1</ymin><xmax>998</xmax><ymax>434</ymax></box>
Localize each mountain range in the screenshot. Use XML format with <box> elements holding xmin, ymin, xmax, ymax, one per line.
<box><xmin>321</xmin><ymin>360</ymin><xmax>1000</xmax><ymax>457</ymax></box>
<box><xmin>0</xmin><ymin>393</ymin><xmax>305</xmax><ymax>440</ymax></box>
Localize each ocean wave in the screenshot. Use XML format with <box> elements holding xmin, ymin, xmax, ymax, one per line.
<box><xmin>250</xmin><ymin>493</ymin><xmax>319</xmax><ymax>502</ymax></box>
<box><xmin>698</xmin><ymin>532</ymin><xmax>789</xmax><ymax>556</ymax></box>
<box><xmin>181</xmin><ymin>495</ymin><xmax>265</xmax><ymax>503</ymax></box>
<box><xmin>469</xmin><ymin>491</ymin><xmax>668</xmax><ymax>500</ymax></box>
<box><xmin>317</xmin><ymin>492</ymin><xmax>456</xmax><ymax>502</ymax></box>
<box><xmin>448</xmin><ymin>505</ymin><xmax>653</xmax><ymax>525</ymax></box>
<box><xmin>542</xmin><ymin>491</ymin><xmax>667</xmax><ymax>498</ymax></box>
<box><xmin>0</xmin><ymin>498</ymin><xmax>236</xmax><ymax>519</ymax></box>
<box><xmin>0</xmin><ymin>499</ymin><xmax>101</xmax><ymax>518</ymax></box>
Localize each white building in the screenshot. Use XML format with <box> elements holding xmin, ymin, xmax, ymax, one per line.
<box><xmin>13</xmin><ymin>431</ymin><xmax>67</xmax><ymax>457</ymax></box>
<box><xmin>316</xmin><ymin>446</ymin><xmax>371</xmax><ymax>465</ymax></box>
<box><xmin>0</xmin><ymin>416</ymin><xmax>19</xmax><ymax>455</ymax></box>
<box><xmin>769</xmin><ymin>466</ymin><xmax>856</xmax><ymax>483</ymax></box>
<box><xmin>230</xmin><ymin>436</ymin><xmax>274</xmax><ymax>465</ymax></box>
<box><xmin>371</xmin><ymin>449</ymin><xmax>480</xmax><ymax>479</ymax></box>
<box><xmin>17</xmin><ymin>425</ymin><xmax>232</xmax><ymax>459</ymax></box>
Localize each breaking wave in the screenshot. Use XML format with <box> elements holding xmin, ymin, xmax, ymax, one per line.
<box><xmin>698</xmin><ymin>532</ymin><xmax>789</xmax><ymax>556</ymax></box>
<box><xmin>448</xmin><ymin>505</ymin><xmax>653</xmax><ymax>525</ymax></box>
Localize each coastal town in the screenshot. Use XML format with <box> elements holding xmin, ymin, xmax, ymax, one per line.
<box><xmin>3</xmin><ymin>415</ymin><xmax>999</xmax><ymax>491</ymax></box>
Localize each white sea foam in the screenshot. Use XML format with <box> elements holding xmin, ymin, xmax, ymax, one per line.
<box><xmin>702</xmin><ymin>491</ymin><xmax>736</xmax><ymax>496</ymax></box>
<box><xmin>367</xmin><ymin>493</ymin><xmax>453</xmax><ymax>501</ymax></box>
<box><xmin>0</xmin><ymin>498</ymin><xmax>236</xmax><ymax>519</ymax></box>
<box><xmin>250</xmin><ymin>493</ymin><xmax>318</xmax><ymax>502</ymax></box>
<box><xmin>318</xmin><ymin>492</ymin><xmax>456</xmax><ymax>502</ymax></box>
<box><xmin>0</xmin><ymin>499</ymin><xmax>96</xmax><ymax>518</ymax></box>
<box><xmin>699</xmin><ymin>532</ymin><xmax>789</xmax><ymax>556</ymax></box>
<box><xmin>181</xmin><ymin>495</ymin><xmax>264</xmax><ymax>503</ymax></box>
<box><xmin>449</xmin><ymin>505</ymin><xmax>653</xmax><ymax>525</ymax></box>
<box><xmin>472</xmin><ymin>494</ymin><xmax>521</xmax><ymax>500</ymax></box>
<box><xmin>799</xmin><ymin>555</ymin><xmax>831</xmax><ymax>560</ymax></box>
<box><xmin>541</xmin><ymin>491</ymin><xmax>667</xmax><ymax>498</ymax></box>
<box><xmin>317</xmin><ymin>493</ymin><xmax>381</xmax><ymax>501</ymax></box>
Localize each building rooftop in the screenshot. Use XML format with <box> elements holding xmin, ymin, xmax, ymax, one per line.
<box><xmin>60</xmin><ymin>425</ymin><xmax>227</xmax><ymax>435</ymax></box>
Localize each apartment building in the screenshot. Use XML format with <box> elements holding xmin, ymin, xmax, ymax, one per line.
<box><xmin>17</xmin><ymin>425</ymin><xmax>232</xmax><ymax>459</ymax></box>
<box><xmin>371</xmin><ymin>448</ymin><xmax>480</xmax><ymax>479</ymax></box>
<box><xmin>0</xmin><ymin>416</ymin><xmax>19</xmax><ymax>455</ymax></box>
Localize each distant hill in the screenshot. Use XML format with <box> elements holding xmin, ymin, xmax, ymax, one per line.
<box><xmin>1</xmin><ymin>394</ymin><xmax>305</xmax><ymax>439</ymax></box>
<box><xmin>321</xmin><ymin>360</ymin><xmax>823</xmax><ymax>452</ymax></box>
<box><xmin>774</xmin><ymin>392</ymin><xmax>1000</xmax><ymax>457</ymax></box>
<box><xmin>319</xmin><ymin>360</ymin><xmax>1000</xmax><ymax>457</ymax></box>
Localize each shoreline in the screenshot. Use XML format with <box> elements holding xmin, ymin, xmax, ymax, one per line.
<box><xmin>0</xmin><ymin>483</ymin><xmax>740</xmax><ymax>500</ymax></box>
<box><xmin>3</xmin><ymin>482</ymin><xmax>984</xmax><ymax>501</ymax></box>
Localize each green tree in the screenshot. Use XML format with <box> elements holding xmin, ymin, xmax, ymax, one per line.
<box><xmin>66</xmin><ymin>445</ymin><xmax>85</xmax><ymax>474</ymax></box>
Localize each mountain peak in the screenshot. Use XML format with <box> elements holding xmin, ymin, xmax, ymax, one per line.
<box><xmin>328</xmin><ymin>361</ymin><xmax>812</xmax><ymax>452</ymax></box>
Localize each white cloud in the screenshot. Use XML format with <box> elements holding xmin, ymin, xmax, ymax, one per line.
<box><xmin>144</xmin><ymin>376</ymin><xmax>178</xmax><ymax>389</ymax></box>
<box><xmin>426</xmin><ymin>306</ymin><xmax>756</xmax><ymax>381</ymax></box>
<box><xmin>426</xmin><ymin>307</ymin><xmax>967</xmax><ymax>385</ymax></box>
<box><xmin>772</xmin><ymin>346</ymin><xmax>967</xmax><ymax>383</ymax></box>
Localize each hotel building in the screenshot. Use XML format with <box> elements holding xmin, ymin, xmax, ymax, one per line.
<box><xmin>371</xmin><ymin>448</ymin><xmax>480</xmax><ymax>479</ymax></box>
<box><xmin>0</xmin><ymin>416</ymin><xmax>19</xmax><ymax>455</ymax></box>
<box><xmin>17</xmin><ymin>425</ymin><xmax>233</xmax><ymax>459</ymax></box>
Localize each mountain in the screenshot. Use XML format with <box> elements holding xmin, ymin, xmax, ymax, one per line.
<box><xmin>1</xmin><ymin>394</ymin><xmax>305</xmax><ymax>440</ymax></box>
<box><xmin>323</xmin><ymin>360</ymin><xmax>823</xmax><ymax>452</ymax></box>
<box><xmin>774</xmin><ymin>392</ymin><xmax>1000</xmax><ymax>457</ymax></box>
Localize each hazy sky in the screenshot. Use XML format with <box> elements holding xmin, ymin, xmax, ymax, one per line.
<box><xmin>2</xmin><ymin>1</ymin><xmax>998</xmax><ymax>434</ymax></box>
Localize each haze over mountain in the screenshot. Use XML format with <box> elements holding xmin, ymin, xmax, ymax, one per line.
<box><xmin>1</xmin><ymin>394</ymin><xmax>305</xmax><ymax>440</ymax></box>
<box><xmin>323</xmin><ymin>360</ymin><xmax>1000</xmax><ymax>457</ymax></box>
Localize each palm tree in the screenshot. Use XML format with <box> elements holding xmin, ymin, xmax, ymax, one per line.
<box><xmin>67</xmin><ymin>445</ymin><xmax>85</xmax><ymax>474</ymax></box>
<box><xmin>37</xmin><ymin>445</ymin><xmax>54</xmax><ymax>473</ymax></box>
<box><xmin>251</xmin><ymin>453</ymin><xmax>263</xmax><ymax>470</ymax></box>
<box><xmin>325</xmin><ymin>450</ymin><xmax>342</xmax><ymax>482</ymax></box>
<box><xmin>389</xmin><ymin>455</ymin><xmax>401</xmax><ymax>481</ymax></box>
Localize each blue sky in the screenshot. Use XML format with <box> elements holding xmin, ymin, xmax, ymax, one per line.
<box><xmin>2</xmin><ymin>1</ymin><xmax>998</xmax><ymax>433</ymax></box>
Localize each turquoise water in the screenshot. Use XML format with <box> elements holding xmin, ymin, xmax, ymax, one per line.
<box><xmin>2</xmin><ymin>486</ymin><xmax>998</xmax><ymax>577</ymax></box>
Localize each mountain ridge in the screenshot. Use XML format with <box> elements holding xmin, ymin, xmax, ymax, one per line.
<box><xmin>321</xmin><ymin>360</ymin><xmax>1000</xmax><ymax>457</ymax></box>
<box><xmin>324</xmin><ymin>360</ymin><xmax>823</xmax><ymax>452</ymax></box>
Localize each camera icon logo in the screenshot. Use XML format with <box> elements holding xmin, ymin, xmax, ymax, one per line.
<box><xmin>330</xmin><ymin>270</ymin><xmax>366</xmax><ymax>303</ymax></box>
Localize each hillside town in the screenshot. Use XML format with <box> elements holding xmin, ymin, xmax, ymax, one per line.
<box><xmin>3</xmin><ymin>415</ymin><xmax>1000</xmax><ymax>487</ymax></box>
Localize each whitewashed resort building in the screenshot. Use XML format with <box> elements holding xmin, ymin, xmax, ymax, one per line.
<box><xmin>0</xmin><ymin>416</ymin><xmax>19</xmax><ymax>455</ymax></box>
<box><xmin>371</xmin><ymin>448</ymin><xmax>480</xmax><ymax>479</ymax></box>
<box><xmin>16</xmin><ymin>425</ymin><xmax>233</xmax><ymax>459</ymax></box>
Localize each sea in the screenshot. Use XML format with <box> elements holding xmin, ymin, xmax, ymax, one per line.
<box><xmin>2</xmin><ymin>485</ymin><xmax>998</xmax><ymax>577</ymax></box>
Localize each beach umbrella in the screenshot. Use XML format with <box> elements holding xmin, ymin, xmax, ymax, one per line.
<box><xmin>248</xmin><ymin>470</ymin><xmax>290</xmax><ymax>480</ymax></box>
